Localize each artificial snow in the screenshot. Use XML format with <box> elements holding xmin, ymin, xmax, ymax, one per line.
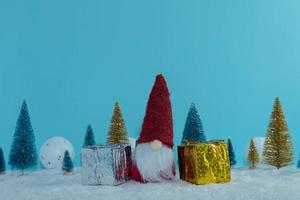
<box><xmin>0</xmin><ymin>167</ymin><xmax>300</xmax><ymax>200</ymax></box>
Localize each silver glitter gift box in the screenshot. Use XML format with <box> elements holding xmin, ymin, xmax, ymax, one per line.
<box><xmin>81</xmin><ymin>144</ymin><xmax>132</xmax><ymax>185</ymax></box>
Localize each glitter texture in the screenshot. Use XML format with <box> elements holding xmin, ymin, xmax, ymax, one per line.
<box><xmin>81</xmin><ymin>144</ymin><xmax>131</xmax><ymax>185</ymax></box>
<box><xmin>178</xmin><ymin>140</ymin><xmax>231</xmax><ymax>185</ymax></box>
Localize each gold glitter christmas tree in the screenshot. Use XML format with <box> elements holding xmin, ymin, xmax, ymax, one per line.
<box><xmin>106</xmin><ymin>102</ymin><xmax>130</xmax><ymax>145</ymax></box>
<box><xmin>247</xmin><ymin>139</ymin><xmax>259</xmax><ymax>169</ymax></box>
<box><xmin>262</xmin><ymin>97</ymin><xmax>293</xmax><ymax>169</ymax></box>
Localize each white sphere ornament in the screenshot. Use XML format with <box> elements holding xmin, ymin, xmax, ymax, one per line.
<box><xmin>40</xmin><ymin>136</ymin><xmax>75</xmax><ymax>169</ymax></box>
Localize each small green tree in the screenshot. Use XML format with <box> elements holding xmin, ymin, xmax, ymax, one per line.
<box><xmin>9</xmin><ymin>101</ymin><xmax>37</xmax><ymax>175</ymax></box>
<box><xmin>83</xmin><ymin>124</ymin><xmax>95</xmax><ymax>147</ymax></box>
<box><xmin>181</xmin><ymin>103</ymin><xmax>206</xmax><ymax>143</ymax></box>
<box><xmin>297</xmin><ymin>153</ymin><xmax>300</xmax><ymax>169</ymax></box>
<box><xmin>247</xmin><ymin>139</ymin><xmax>259</xmax><ymax>169</ymax></box>
<box><xmin>227</xmin><ymin>138</ymin><xmax>236</xmax><ymax>166</ymax></box>
<box><xmin>0</xmin><ymin>148</ymin><xmax>5</xmax><ymax>174</ymax></box>
<box><xmin>62</xmin><ymin>150</ymin><xmax>73</xmax><ymax>175</ymax></box>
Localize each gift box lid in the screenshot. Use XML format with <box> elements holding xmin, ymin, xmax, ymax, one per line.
<box><xmin>180</xmin><ymin>139</ymin><xmax>225</xmax><ymax>147</ymax></box>
<box><xmin>82</xmin><ymin>144</ymin><xmax>130</xmax><ymax>150</ymax></box>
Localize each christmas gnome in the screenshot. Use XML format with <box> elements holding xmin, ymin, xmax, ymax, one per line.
<box><xmin>131</xmin><ymin>74</ymin><xmax>175</xmax><ymax>183</ymax></box>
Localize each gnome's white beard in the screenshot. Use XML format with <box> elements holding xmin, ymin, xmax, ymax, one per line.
<box><xmin>134</xmin><ymin>143</ymin><xmax>175</xmax><ymax>182</ymax></box>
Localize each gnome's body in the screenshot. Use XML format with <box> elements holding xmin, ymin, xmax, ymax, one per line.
<box><xmin>131</xmin><ymin>74</ymin><xmax>176</xmax><ymax>183</ymax></box>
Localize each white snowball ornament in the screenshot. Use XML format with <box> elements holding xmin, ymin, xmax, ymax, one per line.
<box><xmin>40</xmin><ymin>136</ymin><xmax>75</xmax><ymax>169</ymax></box>
<box><xmin>244</xmin><ymin>137</ymin><xmax>265</xmax><ymax>164</ymax></box>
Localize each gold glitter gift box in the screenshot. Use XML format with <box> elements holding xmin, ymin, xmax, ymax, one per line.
<box><xmin>178</xmin><ymin>140</ymin><xmax>231</xmax><ymax>185</ymax></box>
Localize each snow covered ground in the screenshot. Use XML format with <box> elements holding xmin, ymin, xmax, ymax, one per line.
<box><xmin>0</xmin><ymin>167</ymin><xmax>300</xmax><ymax>200</ymax></box>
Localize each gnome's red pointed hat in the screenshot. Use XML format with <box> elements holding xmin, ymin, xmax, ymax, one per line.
<box><xmin>136</xmin><ymin>74</ymin><xmax>174</xmax><ymax>148</ymax></box>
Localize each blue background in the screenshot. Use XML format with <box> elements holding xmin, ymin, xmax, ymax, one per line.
<box><xmin>1</xmin><ymin>0</ymin><xmax>300</xmax><ymax>166</ymax></box>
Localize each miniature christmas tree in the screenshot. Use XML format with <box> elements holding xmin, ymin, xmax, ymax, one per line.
<box><xmin>227</xmin><ymin>138</ymin><xmax>236</xmax><ymax>166</ymax></box>
<box><xmin>9</xmin><ymin>101</ymin><xmax>37</xmax><ymax>174</ymax></box>
<box><xmin>297</xmin><ymin>154</ymin><xmax>300</xmax><ymax>169</ymax></box>
<box><xmin>106</xmin><ymin>102</ymin><xmax>130</xmax><ymax>145</ymax></box>
<box><xmin>181</xmin><ymin>103</ymin><xmax>206</xmax><ymax>143</ymax></box>
<box><xmin>83</xmin><ymin>124</ymin><xmax>95</xmax><ymax>147</ymax></box>
<box><xmin>62</xmin><ymin>150</ymin><xmax>73</xmax><ymax>174</ymax></box>
<box><xmin>262</xmin><ymin>97</ymin><xmax>293</xmax><ymax>169</ymax></box>
<box><xmin>0</xmin><ymin>148</ymin><xmax>5</xmax><ymax>174</ymax></box>
<box><xmin>247</xmin><ymin>139</ymin><xmax>259</xmax><ymax>169</ymax></box>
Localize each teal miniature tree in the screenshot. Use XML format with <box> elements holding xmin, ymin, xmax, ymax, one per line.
<box><xmin>228</xmin><ymin>138</ymin><xmax>236</xmax><ymax>166</ymax></box>
<box><xmin>62</xmin><ymin>150</ymin><xmax>73</xmax><ymax>174</ymax></box>
<box><xmin>0</xmin><ymin>148</ymin><xmax>5</xmax><ymax>174</ymax></box>
<box><xmin>297</xmin><ymin>154</ymin><xmax>300</xmax><ymax>169</ymax></box>
<box><xmin>181</xmin><ymin>103</ymin><xmax>206</xmax><ymax>143</ymax></box>
<box><xmin>83</xmin><ymin>124</ymin><xmax>96</xmax><ymax>147</ymax></box>
<box><xmin>9</xmin><ymin>101</ymin><xmax>37</xmax><ymax>174</ymax></box>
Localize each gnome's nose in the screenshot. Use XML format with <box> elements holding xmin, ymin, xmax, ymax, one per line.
<box><xmin>150</xmin><ymin>139</ymin><xmax>163</xmax><ymax>151</ymax></box>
